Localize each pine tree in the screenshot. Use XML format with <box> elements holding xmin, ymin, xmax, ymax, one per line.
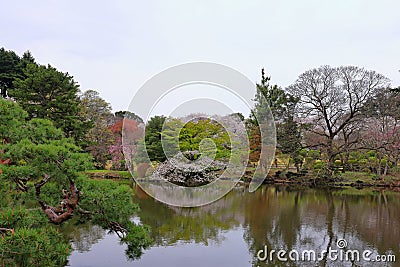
<box><xmin>9</xmin><ymin>63</ymin><xmax>91</xmax><ymax>144</ymax></box>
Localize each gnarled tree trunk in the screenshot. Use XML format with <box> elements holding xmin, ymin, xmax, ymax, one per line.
<box><xmin>35</xmin><ymin>175</ymin><xmax>81</xmax><ymax>225</ymax></box>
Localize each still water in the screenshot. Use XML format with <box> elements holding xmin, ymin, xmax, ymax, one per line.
<box><xmin>66</xmin><ymin>185</ymin><xmax>400</xmax><ymax>267</ymax></box>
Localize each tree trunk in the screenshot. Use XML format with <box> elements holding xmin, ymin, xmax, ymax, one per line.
<box><xmin>343</xmin><ymin>150</ymin><xmax>350</xmax><ymax>172</ymax></box>
<box><xmin>285</xmin><ymin>155</ymin><xmax>291</xmax><ymax>172</ymax></box>
<box><xmin>295</xmin><ymin>162</ymin><xmax>300</xmax><ymax>173</ymax></box>
<box><xmin>36</xmin><ymin>177</ymin><xmax>81</xmax><ymax>225</ymax></box>
<box><xmin>383</xmin><ymin>160</ymin><xmax>388</xmax><ymax>176</ymax></box>
<box><xmin>325</xmin><ymin>138</ymin><xmax>335</xmax><ymax>178</ymax></box>
<box><xmin>377</xmin><ymin>156</ymin><xmax>382</xmax><ymax>176</ymax></box>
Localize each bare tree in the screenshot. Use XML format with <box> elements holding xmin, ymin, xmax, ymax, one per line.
<box><xmin>287</xmin><ymin>65</ymin><xmax>390</xmax><ymax>176</ymax></box>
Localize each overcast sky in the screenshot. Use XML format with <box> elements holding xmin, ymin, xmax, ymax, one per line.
<box><xmin>1</xmin><ymin>0</ymin><xmax>399</xmax><ymax>115</ymax></box>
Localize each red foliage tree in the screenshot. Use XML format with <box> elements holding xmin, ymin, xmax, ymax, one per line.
<box><xmin>109</xmin><ymin>118</ymin><xmax>142</xmax><ymax>170</ymax></box>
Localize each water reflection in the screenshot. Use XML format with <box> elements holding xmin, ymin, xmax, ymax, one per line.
<box><xmin>63</xmin><ymin>220</ymin><xmax>106</xmax><ymax>253</ymax></box>
<box><xmin>67</xmin><ymin>186</ymin><xmax>400</xmax><ymax>267</ymax></box>
<box><xmin>135</xmin><ymin>185</ymin><xmax>243</xmax><ymax>246</ymax></box>
<box><xmin>243</xmin><ymin>187</ymin><xmax>400</xmax><ymax>266</ymax></box>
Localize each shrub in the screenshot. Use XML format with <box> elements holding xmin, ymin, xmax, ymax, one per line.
<box><xmin>313</xmin><ymin>161</ymin><xmax>326</xmax><ymax>170</ymax></box>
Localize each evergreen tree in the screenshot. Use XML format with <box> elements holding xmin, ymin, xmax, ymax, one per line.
<box><xmin>248</xmin><ymin>68</ymin><xmax>287</xmax><ymax>126</ymax></box>
<box><xmin>248</xmin><ymin>69</ymin><xmax>302</xmax><ymax>168</ymax></box>
<box><xmin>145</xmin><ymin>116</ymin><xmax>167</xmax><ymax>162</ymax></box>
<box><xmin>0</xmin><ymin>48</ymin><xmax>35</xmax><ymax>98</ymax></box>
<box><xmin>0</xmin><ymin>99</ymin><xmax>152</xmax><ymax>264</ymax></box>
<box><xmin>9</xmin><ymin>63</ymin><xmax>90</xmax><ymax>144</ymax></box>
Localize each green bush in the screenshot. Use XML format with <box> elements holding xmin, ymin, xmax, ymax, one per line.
<box><xmin>313</xmin><ymin>161</ymin><xmax>326</xmax><ymax>170</ymax></box>
<box><xmin>334</xmin><ymin>160</ymin><xmax>342</xmax><ymax>166</ymax></box>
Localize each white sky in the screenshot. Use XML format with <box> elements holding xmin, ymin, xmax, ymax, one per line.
<box><xmin>1</xmin><ymin>0</ymin><xmax>399</xmax><ymax>115</ymax></box>
<box><xmin>148</xmin><ymin>84</ymin><xmax>251</xmax><ymax>118</ymax></box>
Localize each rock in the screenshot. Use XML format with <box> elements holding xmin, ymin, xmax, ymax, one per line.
<box><xmin>151</xmin><ymin>151</ymin><xmax>227</xmax><ymax>187</ymax></box>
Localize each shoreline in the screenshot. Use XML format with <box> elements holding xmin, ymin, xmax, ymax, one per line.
<box><xmin>84</xmin><ymin>170</ymin><xmax>400</xmax><ymax>192</ymax></box>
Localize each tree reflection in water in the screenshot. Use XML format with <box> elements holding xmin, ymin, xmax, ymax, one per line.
<box><xmin>66</xmin><ymin>185</ymin><xmax>400</xmax><ymax>267</ymax></box>
<box><xmin>63</xmin><ymin>221</ymin><xmax>105</xmax><ymax>253</ymax></box>
<box><xmin>243</xmin><ymin>187</ymin><xmax>400</xmax><ymax>267</ymax></box>
<box><xmin>134</xmin><ymin>186</ymin><xmax>244</xmax><ymax>246</ymax></box>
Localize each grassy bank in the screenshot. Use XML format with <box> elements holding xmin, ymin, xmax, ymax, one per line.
<box><xmin>84</xmin><ymin>170</ymin><xmax>134</xmax><ymax>179</ymax></box>
<box><xmin>262</xmin><ymin>170</ymin><xmax>400</xmax><ymax>189</ymax></box>
<box><xmin>84</xmin><ymin>169</ymin><xmax>400</xmax><ymax>191</ymax></box>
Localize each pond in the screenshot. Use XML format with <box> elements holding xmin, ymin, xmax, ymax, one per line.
<box><xmin>66</xmin><ymin>185</ymin><xmax>400</xmax><ymax>267</ymax></box>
